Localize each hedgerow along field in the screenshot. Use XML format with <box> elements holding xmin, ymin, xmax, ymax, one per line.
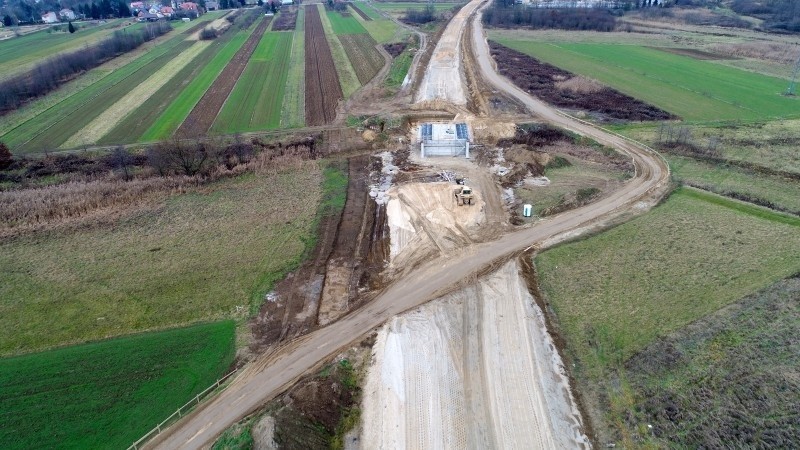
<box><xmin>0</xmin><ymin>16</ymin><xmax>220</xmax><ymax>154</ymax></box>
<box><xmin>0</xmin><ymin>166</ymin><xmax>324</xmax><ymax>355</ymax></box>
<box><xmin>535</xmin><ymin>188</ymin><xmax>800</xmax><ymax>442</ymax></box>
<box><xmin>212</xmin><ymin>31</ymin><xmax>293</xmax><ymax>134</ymax></box>
<box><xmin>0</xmin><ymin>321</ymin><xmax>235</xmax><ymax>450</ymax></box>
<box><xmin>490</xmin><ymin>37</ymin><xmax>800</xmax><ymax>122</ymax></box>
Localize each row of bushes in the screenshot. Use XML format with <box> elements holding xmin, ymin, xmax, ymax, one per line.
<box><xmin>482</xmin><ymin>2</ymin><xmax>618</xmax><ymax>31</ymax></box>
<box><xmin>0</xmin><ymin>22</ymin><xmax>172</xmax><ymax>114</ymax></box>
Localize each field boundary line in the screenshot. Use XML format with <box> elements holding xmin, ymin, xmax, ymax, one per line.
<box><xmin>127</xmin><ymin>369</ymin><xmax>239</xmax><ymax>450</ymax></box>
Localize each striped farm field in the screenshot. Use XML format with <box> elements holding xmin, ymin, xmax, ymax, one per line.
<box><xmin>1</xmin><ymin>31</ymin><xmax>194</xmax><ymax>153</ymax></box>
<box><xmin>176</xmin><ymin>15</ymin><xmax>271</xmax><ymax>138</ymax></box>
<box><xmin>318</xmin><ymin>5</ymin><xmax>360</xmax><ymax>98</ymax></box>
<box><xmin>490</xmin><ymin>38</ymin><xmax>800</xmax><ymax>122</ymax></box>
<box><xmin>66</xmin><ymin>41</ymin><xmax>212</xmax><ymax>148</ymax></box>
<box><xmin>139</xmin><ymin>25</ymin><xmax>258</xmax><ymax>142</ymax></box>
<box><xmin>212</xmin><ymin>32</ymin><xmax>293</xmax><ymax>133</ymax></box>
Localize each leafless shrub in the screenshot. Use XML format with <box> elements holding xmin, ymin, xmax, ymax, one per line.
<box><xmin>555</xmin><ymin>76</ymin><xmax>604</xmax><ymax>94</ymax></box>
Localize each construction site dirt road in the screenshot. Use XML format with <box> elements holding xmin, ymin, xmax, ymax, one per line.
<box><xmin>147</xmin><ymin>0</ymin><xmax>670</xmax><ymax>447</ymax></box>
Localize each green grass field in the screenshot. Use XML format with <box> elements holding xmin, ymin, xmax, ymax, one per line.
<box><xmin>353</xmin><ymin>1</ymin><xmax>384</xmax><ymax>20</ymax></box>
<box><xmin>140</xmin><ymin>28</ymin><xmax>255</xmax><ymax>142</ymax></box>
<box><xmin>490</xmin><ymin>37</ymin><xmax>800</xmax><ymax>122</ymax></box>
<box><xmin>325</xmin><ymin>10</ymin><xmax>368</xmax><ymax>34</ymax></box>
<box><xmin>350</xmin><ymin>2</ymin><xmax>401</xmax><ymax>43</ymax></box>
<box><xmin>0</xmin><ymin>321</ymin><xmax>235</xmax><ymax>450</ymax></box>
<box><xmin>318</xmin><ymin>4</ymin><xmax>361</xmax><ymax>97</ymax></box>
<box><xmin>386</xmin><ymin>49</ymin><xmax>413</xmax><ymax>88</ymax></box>
<box><xmin>667</xmin><ymin>155</ymin><xmax>800</xmax><ymax>214</ymax></box>
<box><xmin>1</xmin><ymin>30</ymin><xmax>193</xmax><ymax>153</ymax></box>
<box><xmin>281</xmin><ymin>7</ymin><xmax>306</xmax><ymax>128</ymax></box>
<box><xmin>0</xmin><ymin>20</ymin><xmax>130</xmax><ymax>78</ymax></box>
<box><xmin>0</xmin><ymin>168</ymin><xmax>323</xmax><ymax>355</ymax></box>
<box><xmin>536</xmin><ymin>187</ymin><xmax>800</xmax><ymax>382</ymax></box>
<box><xmin>212</xmin><ymin>32</ymin><xmax>293</xmax><ymax>134</ymax></box>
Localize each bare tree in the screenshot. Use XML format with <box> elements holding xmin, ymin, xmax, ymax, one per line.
<box><xmin>111</xmin><ymin>146</ymin><xmax>133</xmax><ymax>181</ymax></box>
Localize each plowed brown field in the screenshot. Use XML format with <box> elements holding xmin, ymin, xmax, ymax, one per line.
<box><xmin>305</xmin><ymin>6</ymin><xmax>343</xmax><ymax>126</ymax></box>
<box><xmin>176</xmin><ymin>17</ymin><xmax>272</xmax><ymax>137</ymax></box>
<box><xmin>340</xmin><ymin>34</ymin><xmax>384</xmax><ymax>85</ymax></box>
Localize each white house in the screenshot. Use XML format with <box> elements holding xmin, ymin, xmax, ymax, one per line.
<box><xmin>41</xmin><ymin>11</ymin><xmax>59</xmax><ymax>23</ymax></box>
<box><xmin>59</xmin><ymin>8</ymin><xmax>76</xmax><ymax>20</ymax></box>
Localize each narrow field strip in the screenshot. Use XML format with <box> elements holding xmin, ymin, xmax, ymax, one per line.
<box><xmin>305</xmin><ymin>5</ymin><xmax>344</xmax><ymax>125</ymax></box>
<box><xmin>317</xmin><ymin>4</ymin><xmax>361</xmax><ymax>98</ymax></box>
<box><xmin>339</xmin><ymin>33</ymin><xmax>384</xmax><ymax>85</ymax></box>
<box><xmin>1</xmin><ymin>29</ymin><xmax>196</xmax><ymax>153</ymax></box>
<box><xmin>212</xmin><ymin>32</ymin><xmax>293</xmax><ymax>133</ymax></box>
<box><xmin>176</xmin><ymin>16</ymin><xmax>272</xmax><ymax>138</ymax></box>
<box><xmin>281</xmin><ymin>6</ymin><xmax>306</xmax><ymax>128</ymax></box>
<box><xmin>65</xmin><ymin>42</ymin><xmax>212</xmax><ymax>148</ymax></box>
<box><xmin>353</xmin><ymin>1</ymin><xmax>384</xmax><ymax>20</ymax></box>
<box><xmin>139</xmin><ymin>28</ymin><xmax>253</xmax><ymax>142</ymax></box>
<box><xmin>326</xmin><ymin>9</ymin><xmax>369</xmax><ymax>34</ymax></box>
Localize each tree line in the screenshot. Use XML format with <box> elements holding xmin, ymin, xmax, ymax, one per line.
<box><xmin>482</xmin><ymin>0</ymin><xmax>618</xmax><ymax>31</ymax></box>
<box><xmin>0</xmin><ymin>22</ymin><xmax>172</xmax><ymax>114</ymax></box>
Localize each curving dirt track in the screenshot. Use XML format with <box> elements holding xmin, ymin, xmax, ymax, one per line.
<box><xmin>147</xmin><ymin>1</ymin><xmax>670</xmax><ymax>448</ymax></box>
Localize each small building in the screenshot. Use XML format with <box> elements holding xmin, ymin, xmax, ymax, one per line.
<box><xmin>180</xmin><ymin>2</ymin><xmax>200</xmax><ymax>12</ymax></box>
<box><xmin>59</xmin><ymin>8</ymin><xmax>76</xmax><ymax>20</ymax></box>
<box><xmin>281</xmin><ymin>0</ymin><xmax>293</xmax><ymax>5</ymax></box>
<box><xmin>161</xmin><ymin>6</ymin><xmax>174</xmax><ymax>16</ymax></box>
<box><xmin>419</xmin><ymin>123</ymin><xmax>471</xmax><ymax>158</ymax></box>
<box><xmin>137</xmin><ymin>11</ymin><xmax>159</xmax><ymax>21</ymax></box>
<box><xmin>41</xmin><ymin>11</ymin><xmax>59</xmax><ymax>23</ymax></box>
<box><xmin>130</xmin><ymin>1</ymin><xmax>145</xmax><ymax>12</ymax></box>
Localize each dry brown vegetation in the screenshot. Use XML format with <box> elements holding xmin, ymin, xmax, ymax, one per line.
<box><xmin>710</xmin><ymin>41</ymin><xmax>800</xmax><ymax>64</ymax></box>
<box><xmin>0</xmin><ymin>135</ymin><xmax>325</xmax><ymax>238</ymax></box>
<box><xmin>554</xmin><ymin>76</ymin><xmax>604</xmax><ymax>94</ymax></box>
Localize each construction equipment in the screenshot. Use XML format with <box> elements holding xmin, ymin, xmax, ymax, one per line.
<box><xmin>455</xmin><ymin>185</ymin><xmax>474</xmax><ymax>206</ymax></box>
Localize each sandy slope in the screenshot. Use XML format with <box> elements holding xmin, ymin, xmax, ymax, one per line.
<box><xmin>361</xmin><ymin>260</ymin><xmax>590</xmax><ymax>449</ymax></box>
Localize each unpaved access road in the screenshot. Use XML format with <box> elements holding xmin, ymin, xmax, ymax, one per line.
<box><xmin>148</xmin><ymin>2</ymin><xmax>669</xmax><ymax>448</ymax></box>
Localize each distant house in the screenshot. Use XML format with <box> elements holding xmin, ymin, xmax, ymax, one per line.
<box><xmin>179</xmin><ymin>2</ymin><xmax>199</xmax><ymax>12</ymax></box>
<box><xmin>59</xmin><ymin>8</ymin><xmax>76</xmax><ymax>20</ymax></box>
<box><xmin>41</xmin><ymin>11</ymin><xmax>59</xmax><ymax>23</ymax></box>
<box><xmin>137</xmin><ymin>11</ymin><xmax>159</xmax><ymax>21</ymax></box>
<box><xmin>281</xmin><ymin>0</ymin><xmax>292</xmax><ymax>5</ymax></box>
<box><xmin>205</xmin><ymin>0</ymin><xmax>218</xmax><ymax>10</ymax></box>
<box><xmin>160</xmin><ymin>6</ymin><xmax>174</xmax><ymax>16</ymax></box>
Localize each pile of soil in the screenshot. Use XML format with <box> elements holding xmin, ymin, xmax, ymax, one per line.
<box><xmin>489</xmin><ymin>42</ymin><xmax>676</xmax><ymax>122</ymax></box>
<box><xmin>384</xmin><ymin>42</ymin><xmax>407</xmax><ymax>58</ymax></box>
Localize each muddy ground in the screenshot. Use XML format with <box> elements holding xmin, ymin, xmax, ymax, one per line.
<box><xmin>489</xmin><ymin>41</ymin><xmax>675</xmax><ymax>122</ymax></box>
<box><xmin>250</xmin><ymin>153</ymin><xmax>389</xmax><ymax>353</ymax></box>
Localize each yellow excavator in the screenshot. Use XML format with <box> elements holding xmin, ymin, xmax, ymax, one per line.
<box><xmin>454</xmin><ymin>185</ymin><xmax>474</xmax><ymax>206</ymax></box>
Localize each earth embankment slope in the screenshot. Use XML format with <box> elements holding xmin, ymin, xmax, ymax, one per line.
<box><xmin>361</xmin><ymin>259</ymin><xmax>590</xmax><ymax>449</ymax></box>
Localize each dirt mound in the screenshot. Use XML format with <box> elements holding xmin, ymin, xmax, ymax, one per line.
<box><xmin>489</xmin><ymin>41</ymin><xmax>676</xmax><ymax>122</ymax></box>
<box><xmin>383</xmin><ymin>42</ymin><xmax>407</xmax><ymax>58</ymax></box>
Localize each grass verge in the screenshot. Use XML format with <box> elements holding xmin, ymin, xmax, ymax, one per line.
<box><xmin>0</xmin><ymin>320</ymin><xmax>235</xmax><ymax>450</ymax></box>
